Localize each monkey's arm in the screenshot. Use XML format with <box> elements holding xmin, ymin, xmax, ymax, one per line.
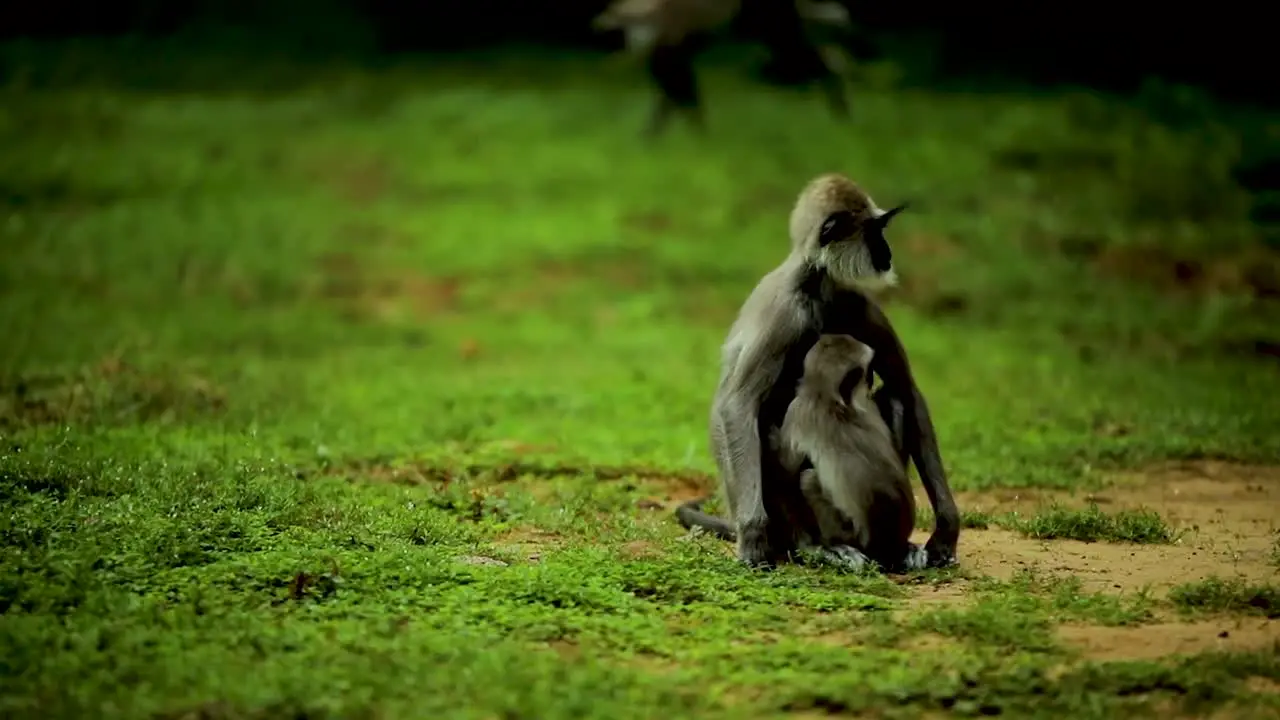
<box><xmin>712</xmin><ymin>327</ymin><xmax>791</xmax><ymax>567</ymax></box>
<box><xmin>862</xmin><ymin>301</ymin><xmax>959</xmax><ymax>566</ymax></box>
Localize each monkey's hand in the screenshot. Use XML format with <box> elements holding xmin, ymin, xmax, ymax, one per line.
<box><xmin>923</xmin><ymin>534</ymin><xmax>958</xmax><ymax>568</ymax></box>
<box><xmin>923</xmin><ymin>490</ymin><xmax>960</xmax><ymax>568</ymax></box>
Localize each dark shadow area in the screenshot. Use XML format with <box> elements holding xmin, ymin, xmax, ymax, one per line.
<box><xmin>0</xmin><ymin>1</ymin><xmax>1275</xmax><ymax>107</ymax></box>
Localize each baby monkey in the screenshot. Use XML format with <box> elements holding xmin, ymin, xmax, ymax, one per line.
<box><xmin>775</xmin><ymin>333</ymin><xmax>927</xmax><ymax>572</ymax></box>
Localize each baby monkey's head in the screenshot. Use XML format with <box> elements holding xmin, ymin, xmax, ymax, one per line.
<box><xmin>803</xmin><ymin>334</ymin><xmax>876</xmax><ymax>408</ymax></box>
<box><xmin>789</xmin><ymin>173</ymin><xmax>907</xmax><ymax>295</ymax></box>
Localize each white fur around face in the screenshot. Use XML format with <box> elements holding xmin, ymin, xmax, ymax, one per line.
<box><xmin>817</xmin><ymin>242</ymin><xmax>898</xmax><ymax>295</ymax></box>
<box><xmin>847</xmin><ymin>268</ymin><xmax>898</xmax><ymax>295</ymax></box>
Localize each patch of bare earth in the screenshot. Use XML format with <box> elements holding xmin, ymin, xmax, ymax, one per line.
<box><xmin>900</xmin><ymin>581</ymin><xmax>970</xmax><ymax>609</ymax></box>
<box><xmin>493</xmin><ymin>527</ymin><xmax>565</xmax><ymax>563</ymax></box>
<box><xmin>1086</xmin><ymin>243</ymin><xmax>1280</xmax><ymax>359</ymax></box>
<box><xmin>1089</xmin><ymin>244</ymin><xmax>1280</xmax><ymax>302</ymax></box>
<box><xmin>331</xmin><ymin>455</ymin><xmax>714</xmax><ymax>496</ymax></box>
<box><xmin>924</xmin><ymin>460</ymin><xmax>1280</xmax><ymax>597</ymax></box>
<box><xmin>633</xmin><ymin>473</ymin><xmax>716</xmax><ymax>513</ymax></box>
<box><xmin>486</xmin><ymin>254</ymin><xmax>651</xmax><ymax>318</ymax></box>
<box><xmin>618</xmin><ymin>540</ymin><xmax>662</xmax><ymax>559</ymax></box>
<box><xmin>314</xmin><ymin>251</ymin><xmax>461</xmax><ymax>324</ymax></box>
<box><xmin>543</xmin><ymin>639</ymin><xmax>581</xmax><ymax>660</ymax></box>
<box><xmin>0</xmin><ymin>353</ymin><xmax>226</xmax><ymax>428</ymax></box>
<box><xmin>1246</xmin><ymin>677</ymin><xmax>1280</xmax><ymax>695</ymax></box>
<box><xmin>1058</xmin><ymin>616</ymin><xmax>1280</xmax><ymax>662</ymax></box>
<box><xmin>303</xmin><ymin>152</ymin><xmax>414</xmax><ymax>206</ymax></box>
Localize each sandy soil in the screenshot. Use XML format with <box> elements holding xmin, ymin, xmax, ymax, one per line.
<box><xmin>1057</xmin><ymin>617</ymin><xmax>1280</xmax><ymax>661</ymax></box>
<box><xmin>648</xmin><ymin>460</ymin><xmax>1280</xmax><ymax>663</ymax></box>
<box><xmin>931</xmin><ymin>460</ymin><xmax>1279</xmax><ymax>595</ymax></box>
<box><xmin>909</xmin><ymin>460</ymin><xmax>1280</xmax><ymax>661</ymax></box>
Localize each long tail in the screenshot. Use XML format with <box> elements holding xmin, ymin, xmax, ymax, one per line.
<box><xmin>675</xmin><ymin>495</ymin><xmax>737</xmax><ymax>541</ymax></box>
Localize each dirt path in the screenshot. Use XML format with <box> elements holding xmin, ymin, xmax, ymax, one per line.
<box><xmin>1057</xmin><ymin>617</ymin><xmax>1280</xmax><ymax>661</ymax></box>
<box><xmin>906</xmin><ymin>460</ymin><xmax>1280</xmax><ymax>662</ymax></box>
<box><xmin>930</xmin><ymin>460</ymin><xmax>1279</xmax><ymax>595</ymax></box>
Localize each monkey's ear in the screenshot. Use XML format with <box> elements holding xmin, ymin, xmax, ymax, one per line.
<box><xmin>819</xmin><ymin>211</ymin><xmax>855</xmax><ymax>247</ymax></box>
<box><xmin>872</xmin><ymin>203</ymin><xmax>909</xmax><ymax>229</ymax></box>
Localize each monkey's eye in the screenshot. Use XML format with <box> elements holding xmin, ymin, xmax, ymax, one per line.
<box><xmin>818</xmin><ymin>211</ymin><xmax>855</xmax><ymax>247</ymax></box>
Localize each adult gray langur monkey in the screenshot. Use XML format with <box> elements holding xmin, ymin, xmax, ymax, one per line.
<box><xmin>678</xmin><ymin>173</ymin><xmax>960</xmax><ymax>569</ymax></box>
<box><xmin>591</xmin><ymin>0</ymin><xmax>854</xmax><ymax>137</ymax></box>
<box><xmin>774</xmin><ymin>333</ymin><xmax>926</xmax><ymax>572</ymax></box>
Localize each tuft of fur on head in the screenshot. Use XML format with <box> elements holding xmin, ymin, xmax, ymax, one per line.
<box><xmin>789</xmin><ymin>173</ymin><xmax>904</xmax><ymax>296</ymax></box>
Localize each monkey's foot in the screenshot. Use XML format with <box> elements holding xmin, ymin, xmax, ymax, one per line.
<box><xmin>822</xmin><ymin>544</ymin><xmax>872</xmax><ymax>572</ymax></box>
<box><xmin>902</xmin><ymin>543</ymin><xmax>929</xmax><ymax>571</ymax></box>
<box><xmin>735</xmin><ymin>520</ymin><xmax>777</xmax><ymax>570</ymax></box>
<box><xmin>923</xmin><ymin>537</ymin><xmax>959</xmax><ymax>569</ymax></box>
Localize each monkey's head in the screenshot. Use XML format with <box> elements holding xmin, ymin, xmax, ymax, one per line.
<box><xmin>789</xmin><ymin>173</ymin><xmax>907</xmax><ymax>295</ymax></box>
<box><xmin>592</xmin><ymin>0</ymin><xmax>668</xmax><ymax>51</ymax></box>
<box><xmin>797</xmin><ymin>0</ymin><xmax>852</xmax><ymax>27</ymax></box>
<box><xmin>804</xmin><ymin>334</ymin><xmax>875</xmax><ymax>407</ymax></box>
<box><xmin>592</xmin><ymin>0</ymin><xmax>660</xmax><ymax>29</ymax></box>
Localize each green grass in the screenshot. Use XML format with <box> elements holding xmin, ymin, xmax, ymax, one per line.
<box><xmin>1005</xmin><ymin>503</ymin><xmax>1182</xmax><ymax>544</ymax></box>
<box><xmin>1169</xmin><ymin>578</ymin><xmax>1280</xmax><ymax>618</ymax></box>
<box><xmin>2</xmin><ymin>38</ymin><xmax>1279</xmax><ymax>719</ymax></box>
<box><xmin>929</xmin><ymin>504</ymin><xmax>1180</xmax><ymax>544</ymax></box>
<box><xmin>960</xmin><ymin>509</ymin><xmax>998</xmax><ymax>529</ymax></box>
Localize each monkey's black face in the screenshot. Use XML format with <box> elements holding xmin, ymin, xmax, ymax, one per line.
<box><xmin>815</xmin><ymin>205</ymin><xmax>905</xmax><ymax>294</ymax></box>
<box><xmin>837</xmin><ymin>364</ymin><xmax>871</xmax><ymax>407</ymax></box>
<box><xmin>863</xmin><ymin>222</ymin><xmax>892</xmax><ymax>273</ymax></box>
